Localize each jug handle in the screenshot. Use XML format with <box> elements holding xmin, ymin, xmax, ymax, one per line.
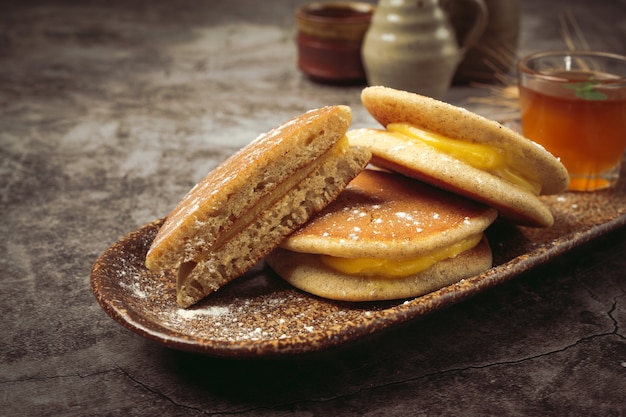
<box><xmin>447</xmin><ymin>0</ymin><xmax>488</xmax><ymax>58</ymax></box>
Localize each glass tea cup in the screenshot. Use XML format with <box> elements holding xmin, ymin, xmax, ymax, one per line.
<box><xmin>517</xmin><ymin>50</ymin><xmax>626</xmax><ymax>191</ymax></box>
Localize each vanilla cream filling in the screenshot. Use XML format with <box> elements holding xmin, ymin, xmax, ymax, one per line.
<box><xmin>320</xmin><ymin>233</ymin><xmax>483</xmax><ymax>278</ymax></box>
<box><xmin>386</xmin><ymin>123</ymin><xmax>542</xmax><ymax>195</ymax></box>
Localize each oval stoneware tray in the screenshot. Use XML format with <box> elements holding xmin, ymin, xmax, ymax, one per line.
<box><xmin>91</xmin><ymin>158</ymin><xmax>626</xmax><ymax>358</ymax></box>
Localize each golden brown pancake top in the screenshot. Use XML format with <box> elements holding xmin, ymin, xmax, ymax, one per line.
<box><xmin>282</xmin><ymin>169</ymin><xmax>497</xmax><ymax>258</ymax></box>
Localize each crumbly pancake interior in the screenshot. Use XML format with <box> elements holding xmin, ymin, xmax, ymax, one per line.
<box><xmin>144</xmin><ymin>105</ymin><xmax>374</xmax><ymax>307</ymax></box>
<box><xmin>177</xmin><ymin>145</ymin><xmax>371</xmax><ymax>307</ymax></box>
<box><xmin>146</xmin><ymin>106</ymin><xmax>352</xmax><ymax>274</ymax></box>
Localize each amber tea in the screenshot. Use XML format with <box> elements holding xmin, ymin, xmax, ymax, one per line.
<box><xmin>518</xmin><ymin>51</ymin><xmax>626</xmax><ymax>191</ymax></box>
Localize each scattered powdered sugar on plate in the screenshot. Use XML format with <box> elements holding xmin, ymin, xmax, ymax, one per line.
<box><xmin>119</xmin><ymin>275</ymin><xmax>149</xmax><ymax>299</ymax></box>
<box><xmin>92</xmin><ymin>177</ymin><xmax>626</xmax><ymax>356</ymax></box>
<box><xmin>177</xmin><ymin>306</ymin><xmax>230</xmax><ymax>319</ymax></box>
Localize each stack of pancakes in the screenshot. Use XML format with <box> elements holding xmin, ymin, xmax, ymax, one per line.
<box><xmin>147</xmin><ymin>87</ymin><xmax>569</xmax><ymax>306</ymax></box>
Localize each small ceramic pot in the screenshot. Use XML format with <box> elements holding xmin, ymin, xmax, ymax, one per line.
<box><xmin>296</xmin><ymin>2</ymin><xmax>374</xmax><ymax>83</ymax></box>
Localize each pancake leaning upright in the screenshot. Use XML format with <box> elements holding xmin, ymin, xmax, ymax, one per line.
<box><xmin>146</xmin><ymin>106</ymin><xmax>371</xmax><ymax>307</ymax></box>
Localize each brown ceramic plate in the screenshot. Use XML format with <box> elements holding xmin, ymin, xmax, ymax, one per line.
<box><xmin>91</xmin><ymin>158</ymin><xmax>626</xmax><ymax>358</ymax></box>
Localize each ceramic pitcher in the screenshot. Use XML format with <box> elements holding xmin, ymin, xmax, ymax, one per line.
<box><xmin>362</xmin><ymin>0</ymin><xmax>487</xmax><ymax>98</ymax></box>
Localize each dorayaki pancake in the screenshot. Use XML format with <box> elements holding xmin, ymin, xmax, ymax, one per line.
<box><xmin>349</xmin><ymin>86</ymin><xmax>569</xmax><ymax>227</ymax></box>
<box><xmin>267</xmin><ymin>169</ymin><xmax>497</xmax><ymax>302</ymax></box>
<box><xmin>146</xmin><ymin>106</ymin><xmax>371</xmax><ymax>307</ymax></box>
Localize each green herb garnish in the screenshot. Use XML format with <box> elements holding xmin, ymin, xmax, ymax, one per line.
<box><xmin>564</xmin><ymin>77</ymin><xmax>607</xmax><ymax>100</ymax></box>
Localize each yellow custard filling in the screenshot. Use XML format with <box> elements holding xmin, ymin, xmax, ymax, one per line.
<box><xmin>386</xmin><ymin>123</ymin><xmax>542</xmax><ymax>195</ymax></box>
<box><xmin>336</xmin><ymin>134</ymin><xmax>350</xmax><ymax>152</ymax></box>
<box><xmin>320</xmin><ymin>234</ymin><xmax>482</xmax><ymax>278</ymax></box>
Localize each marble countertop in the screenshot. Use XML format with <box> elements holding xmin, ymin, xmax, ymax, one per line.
<box><xmin>2</xmin><ymin>0</ymin><xmax>626</xmax><ymax>415</ymax></box>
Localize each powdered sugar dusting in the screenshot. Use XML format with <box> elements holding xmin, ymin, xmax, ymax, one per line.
<box><xmin>177</xmin><ymin>306</ymin><xmax>230</xmax><ymax>319</ymax></box>
<box><xmin>119</xmin><ymin>277</ymin><xmax>149</xmax><ymax>299</ymax></box>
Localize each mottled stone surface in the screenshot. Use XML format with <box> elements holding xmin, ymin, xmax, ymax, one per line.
<box><xmin>1</xmin><ymin>0</ymin><xmax>626</xmax><ymax>416</ymax></box>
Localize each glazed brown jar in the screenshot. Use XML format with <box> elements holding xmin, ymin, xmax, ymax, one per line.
<box><xmin>296</xmin><ymin>2</ymin><xmax>374</xmax><ymax>83</ymax></box>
